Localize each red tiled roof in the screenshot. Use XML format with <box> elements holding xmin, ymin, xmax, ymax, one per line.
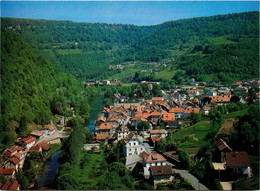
<box><xmin>43</xmin><ymin>124</ymin><xmax>55</xmax><ymax>131</ymax></box>
<box><xmin>28</xmin><ymin>145</ymin><xmax>41</xmax><ymax>152</ymax></box>
<box><xmin>152</xmin><ymin>97</ymin><xmax>164</xmax><ymax>101</ymax></box>
<box><xmin>1</xmin><ymin>168</ymin><xmax>15</xmax><ymax>175</ymax></box>
<box><xmin>99</xmin><ymin>123</ymin><xmax>112</xmax><ymax>130</ymax></box>
<box><xmin>150</xmin><ymin>112</ymin><xmax>161</xmax><ymax>116</ymax></box>
<box><xmin>13</xmin><ymin>153</ymin><xmax>23</xmax><ymax>159</ymax></box>
<box><xmin>150</xmin><ymin>130</ymin><xmax>166</xmax><ymax>134</ymax></box>
<box><xmin>10</xmin><ymin>157</ymin><xmax>20</xmax><ymax>165</ymax></box>
<box><xmin>145</xmin><ymin>153</ymin><xmax>166</xmax><ymax>163</ymax></box>
<box><xmin>163</xmin><ymin>112</ymin><xmax>175</xmax><ymax>121</ymax></box>
<box><xmin>95</xmin><ymin>134</ymin><xmax>109</xmax><ymax>141</ymax></box>
<box><xmin>8</xmin><ymin>146</ymin><xmax>17</xmax><ymax>153</ymax></box>
<box><xmin>107</xmin><ymin>117</ymin><xmax>119</xmax><ymax>123</ymax></box>
<box><xmin>226</xmin><ymin>152</ymin><xmax>250</xmax><ymax>168</ymax></box>
<box><xmin>37</xmin><ymin>141</ymin><xmax>51</xmax><ymax>151</ymax></box>
<box><xmin>216</xmin><ymin>139</ymin><xmax>232</xmax><ymax>152</ymax></box>
<box><xmin>3</xmin><ymin>151</ymin><xmax>12</xmax><ymax>158</ymax></box>
<box><xmin>151</xmin><ymin>136</ymin><xmax>160</xmax><ymax>144</ymax></box>
<box><xmin>151</xmin><ymin>165</ymin><xmax>173</xmax><ymax>176</ymax></box>
<box><xmin>16</xmin><ymin>146</ymin><xmax>25</xmax><ymax>151</ymax></box>
<box><xmin>169</xmin><ymin>107</ymin><xmax>184</xmax><ymax>113</ymax></box>
<box><xmin>139</xmin><ymin>151</ymin><xmax>150</xmax><ymax>160</ymax></box>
<box><xmin>21</xmin><ymin>136</ymin><xmax>36</xmax><ymax>144</ymax></box>
<box><xmin>184</xmin><ymin>107</ymin><xmax>200</xmax><ymax>114</ymax></box>
<box><xmin>9</xmin><ymin>180</ymin><xmax>20</xmax><ymax>190</ymax></box>
<box><xmin>1</xmin><ymin>181</ymin><xmax>12</xmax><ymax>190</ymax></box>
<box><xmin>209</xmin><ymin>95</ymin><xmax>231</xmax><ymax>103</ymax></box>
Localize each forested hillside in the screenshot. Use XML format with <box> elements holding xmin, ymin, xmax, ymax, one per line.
<box><xmin>0</xmin><ymin>31</ymin><xmax>98</xmax><ymax>148</ymax></box>
<box><xmin>1</xmin><ymin>11</ymin><xmax>259</xmax><ymax>83</ymax></box>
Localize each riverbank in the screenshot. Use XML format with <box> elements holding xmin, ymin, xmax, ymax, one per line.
<box><xmin>33</xmin><ymin>143</ymin><xmax>62</xmax><ymax>189</ymax></box>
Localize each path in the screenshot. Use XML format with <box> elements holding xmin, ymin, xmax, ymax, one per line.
<box><xmin>36</xmin><ymin>121</ymin><xmax>68</xmax><ymax>144</ymax></box>
<box><xmin>172</xmin><ymin>167</ymin><xmax>209</xmax><ymax>190</ymax></box>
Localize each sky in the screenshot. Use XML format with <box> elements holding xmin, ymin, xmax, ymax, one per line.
<box><xmin>1</xmin><ymin>1</ymin><xmax>259</xmax><ymax>26</ymax></box>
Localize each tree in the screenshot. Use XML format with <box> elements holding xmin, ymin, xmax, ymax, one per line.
<box><xmin>247</xmin><ymin>87</ymin><xmax>257</xmax><ymax>105</ymax></box>
<box><xmin>209</xmin><ymin>110</ymin><xmax>222</xmax><ymax>132</ymax></box>
<box><xmin>179</xmin><ymin>151</ymin><xmax>192</xmax><ymax>169</ymax></box>
<box><xmin>137</xmin><ymin>121</ymin><xmax>150</xmax><ymax>130</ymax></box>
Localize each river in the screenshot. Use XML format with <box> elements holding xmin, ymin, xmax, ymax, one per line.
<box><xmin>88</xmin><ymin>92</ymin><xmax>105</xmax><ymax>132</ymax></box>
<box><xmin>34</xmin><ymin>150</ymin><xmax>62</xmax><ymax>189</ymax></box>
<box><xmin>34</xmin><ymin>93</ymin><xmax>104</xmax><ymax>189</ymax></box>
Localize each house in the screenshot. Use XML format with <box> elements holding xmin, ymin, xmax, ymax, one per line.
<box><xmin>4</xmin><ymin>156</ymin><xmax>20</xmax><ymax>171</ymax></box>
<box><xmin>231</xmin><ymin>82</ymin><xmax>242</xmax><ymax>90</ymax></box>
<box><xmin>151</xmin><ymin>165</ymin><xmax>174</xmax><ymax>186</ymax></box>
<box><xmin>216</xmin><ymin>139</ymin><xmax>232</xmax><ymax>162</ymax></box>
<box><xmin>184</xmin><ymin>107</ymin><xmax>200</xmax><ymax>117</ymax></box>
<box><xmin>200</xmin><ymin>107</ymin><xmax>211</xmax><ymax>115</ymax></box>
<box><xmin>152</xmin><ymin>97</ymin><xmax>164</xmax><ymax>103</ymax></box>
<box><xmin>117</xmin><ymin>126</ymin><xmax>130</xmax><ymax>140</ymax></box>
<box><xmin>28</xmin><ymin>145</ymin><xmax>42</xmax><ymax>153</ymax></box>
<box><xmin>102</xmin><ymin>80</ymin><xmax>110</xmax><ymax>85</ymax></box>
<box><xmin>219</xmin><ymin>87</ymin><xmax>230</xmax><ymax>93</ymax></box>
<box><xmin>209</xmin><ymin>95</ymin><xmax>231</xmax><ymax>105</ymax></box>
<box><xmin>207</xmin><ymin>91</ymin><xmax>217</xmax><ymax>96</ymax></box>
<box><xmin>0</xmin><ymin>168</ymin><xmax>15</xmax><ymax>179</ymax></box>
<box><xmin>3</xmin><ymin>146</ymin><xmax>17</xmax><ymax>158</ymax></box>
<box><xmin>141</xmin><ymin>153</ymin><xmax>167</xmax><ymax>169</ymax></box>
<box><xmin>150</xmin><ymin>129</ymin><xmax>168</xmax><ymax>139</ymax></box>
<box><xmin>94</xmin><ymin>133</ymin><xmax>109</xmax><ymax>143</ymax></box>
<box><xmin>106</xmin><ymin>117</ymin><xmax>120</xmax><ymax>129</ymax></box>
<box><xmin>30</xmin><ymin>130</ymin><xmax>45</xmax><ymax>140</ymax></box>
<box><xmin>84</xmin><ymin>143</ymin><xmax>100</xmax><ymax>151</ymax></box>
<box><xmin>41</xmin><ymin>125</ymin><xmax>55</xmax><ymax>135</ymax></box>
<box><xmin>225</xmin><ymin>152</ymin><xmax>251</xmax><ymax>176</ymax></box>
<box><xmin>162</xmin><ymin>112</ymin><xmax>175</xmax><ymax>126</ymax></box>
<box><xmin>169</xmin><ymin>107</ymin><xmax>184</xmax><ymax>119</ymax></box>
<box><xmin>20</xmin><ymin>136</ymin><xmax>36</xmax><ymax>149</ymax></box>
<box><xmin>151</xmin><ymin>136</ymin><xmax>160</xmax><ymax>145</ymax></box>
<box><xmin>149</xmin><ymin>112</ymin><xmax>161</xmax><ymax>124</ymax></box>
<box><xmin>123</xmin><ymin>133</ymin><xmax>146</xmax><ymax>157</ymax></box>
<box><xmin>97</xmin><ymin>123</ymin><xmax>111</xmax><ymax>134</ymax></box>
<box><xmin>1</xmin><ymin>181</ymin><xmax>12</xmax><ymax>190</ymax></box>
<box><xmin>15</xmin><ymin>146</ymin><xmax>25</xmax><ymax>153</ymax></box>
<box><xmin>37</xmin><ymin>141</ymin><xmax>51</xmax><ymax>154</ymax></box>
<box><xmin>7</xmin><ymin>180</ymin><xmax>20</xmax><ymax>190</ymax></box>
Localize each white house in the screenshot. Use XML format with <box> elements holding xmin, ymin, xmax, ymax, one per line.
<box><xmin>123</xmin><ymin>133</ymin><xmax>146</xmax><ymax>157</ymax></box>
<box><xmin>20</xmin><ymin>136</ymin><xmax>36</xmax><ymax>149</ymax></box>
<box><xmin>150</xmin><ymin>129</ymin><xmax>168</xmax><ymax>139</ymax></box>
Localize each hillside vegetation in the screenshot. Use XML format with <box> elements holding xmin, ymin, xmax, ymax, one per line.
<box><xmin>1</xmin><ymin>11</ymin><xmax>259</xmax><ymax>82</ymax></box>
<box><xmin>0</xmin><ymin>31</ymin><xmax>98</xmax><ymax>149</ymax></box>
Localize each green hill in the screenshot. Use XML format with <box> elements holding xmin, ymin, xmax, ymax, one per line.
<box><xmin>0</xmin><ymin>31</ymin><xmax>93</xmax><ymax>148</ymax></box>
<box><xmin>1</xmin><ymin>11</ymin><xmax>259</xmax><ymax>83</ymax></box>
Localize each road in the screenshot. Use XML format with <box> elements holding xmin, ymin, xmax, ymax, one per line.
<box><xmin>172</xmin><ymin>167</ymin><xmax>209</xmax><ymax>190</ymax></box>
<box><xmin>36</xmin><ymin>120</ymin><xmax>68</xmax><ymax>144</ymax></box>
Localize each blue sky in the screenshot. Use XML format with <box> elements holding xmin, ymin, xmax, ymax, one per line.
<box><xmin>1</xmin><ymin>1</ymin><xmax>259</xmax><ymax>26</ymax></box>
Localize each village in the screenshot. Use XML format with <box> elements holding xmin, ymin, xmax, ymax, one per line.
<box><xmin>0</xmin><ymin>78</ymin><xmax>259</xmax><ymax>190</ymax></box>
<box><xmin>0</xmin><ymin>120</ymin><xmax>68</xmax><ymax>190</ymax></box>
<box><xmin>85</xmin><ymin>78</ymin><xmax>259</xmax><ymax>189</ymax></box>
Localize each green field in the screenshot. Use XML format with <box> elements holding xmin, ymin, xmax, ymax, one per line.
<box><xmin>223</xmin><ymin>107</ymin><xmax>249</xmax><ymax>119</ymax></box>
<box><xmin>169</xmin><ymin>121</ymin><xmax>215</xmax><ymax>152</ymax></box>
<box><xmin>75</xmin><ymin>152</ymin><xmax>105</xmax><ymax>189</ymax></box>
<box><xmin>46</xmin><ymin>143</ymin><xmax>62</xmax><ymax>158</ymax></box>
<box><xmin>108</xmin><ymin>68</ymin><xmax>139</xmax><ymax>80</ymax></box>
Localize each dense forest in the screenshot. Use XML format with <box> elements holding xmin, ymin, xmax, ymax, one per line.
<box><xmin>1</xmin><ymin>11</ymin><xmax>259</xmax><ymax>82</ymax></box>
<box><xmin>0</xmin><ymin>31</ymin><xmax>99</xmax><ymax>149</ymax></box>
